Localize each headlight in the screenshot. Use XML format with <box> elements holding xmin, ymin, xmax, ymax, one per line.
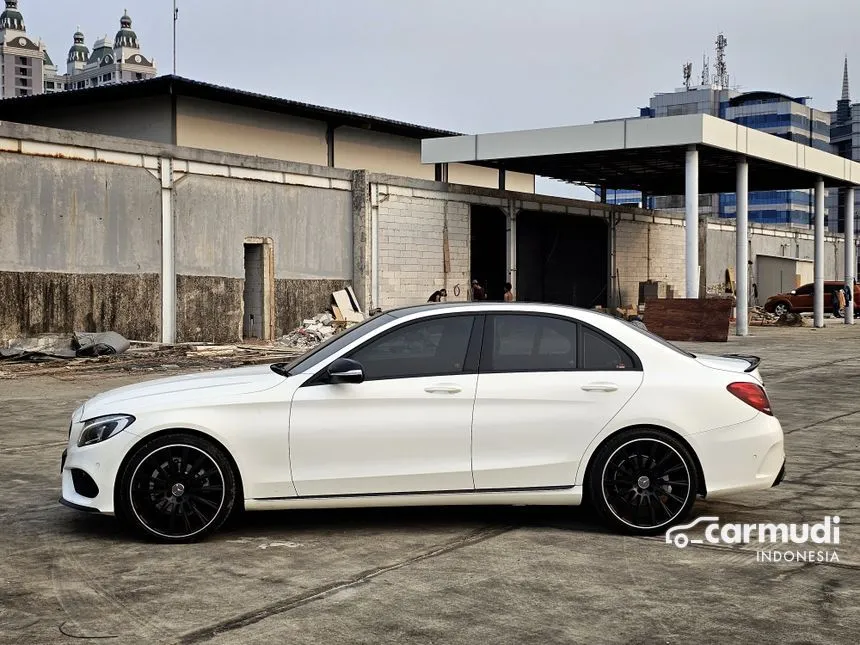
<box><xmin>77</xmin><ymin>414</ymin><xmax>136</xmax><ymax>447</ymax></box>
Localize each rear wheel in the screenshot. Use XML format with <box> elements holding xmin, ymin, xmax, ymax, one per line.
<box><xmin>588</xmin><ymin>428</ymin><xmax>699</xmax><ymax>535</ymax></box>
<box><xmin>117</xmin><ymin>433</ymin><xmax>237</xmax><ymax>543</ymax></box>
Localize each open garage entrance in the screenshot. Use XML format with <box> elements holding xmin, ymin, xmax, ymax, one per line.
<box><xmin>516</xmin><ymin>211</ymin><xmax>608</xmax><ymax>308</ymax></box>
<box><xmin>470</xmin><ymin>205</ymin><xmax>507</xmax><ymax>300</ymax></box>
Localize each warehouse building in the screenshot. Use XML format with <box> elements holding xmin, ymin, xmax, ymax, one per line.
<box><xmin>0</xmin><ymin>77</ymin><xmax>848</xmax><ymax>344</ymax></box>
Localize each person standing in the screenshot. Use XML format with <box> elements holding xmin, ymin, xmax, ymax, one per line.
<box><xmin>470</xmin><ymin>279</ymin><xmax>486</xmax><ymax>301</ymax></box>
<box><xmin>427</xmin><ymin>288</ymin><xmax>447</xmax><ymax>303</ymax></box>
<box><xmin>503</xmin><ymin>282</ymin><xmax>514</xmax><ymax>302</ymax></box>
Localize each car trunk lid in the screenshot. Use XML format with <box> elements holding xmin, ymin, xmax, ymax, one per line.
<box><xmin>694</xmin><ymin>353</ymin><xmax>763</xmax><ymax>383</ymax></box>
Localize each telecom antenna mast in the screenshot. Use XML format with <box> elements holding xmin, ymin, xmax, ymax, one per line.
<box><xmin>683</xmin><ymin>61</ymin><xmax>693</xmax><ymax>90</ymax></box>
<box><xmin>714</xmin><ymin>33</ymin><xmax>728</xmax><ymax>88</ymax></box>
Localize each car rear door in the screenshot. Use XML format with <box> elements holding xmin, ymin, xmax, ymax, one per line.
<box><xmin>288</xmin><ymin>313</ymin><xmax>481</xmax><ymax>497</ymax></box>
<box><xmin>470</xmin><ymin>313</ymin><xmax>643</xmax><ymax>490</ymax></box>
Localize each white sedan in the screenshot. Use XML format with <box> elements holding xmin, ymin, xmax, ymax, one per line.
<box><xmin>60</xmin><ymin>302</ymin><xmax>786</xmax><ymax>542</ymax></box>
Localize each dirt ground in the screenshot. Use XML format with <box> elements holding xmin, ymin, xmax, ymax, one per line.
<box><xmin>1</xmin><ymin>323</ymin><xmax>858</xmax><ymax>644</ymax></box>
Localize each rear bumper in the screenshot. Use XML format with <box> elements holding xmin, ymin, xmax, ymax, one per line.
<box><xmin>691</xmin><ymin>413</ymin><xmax>785</xmax><ymax>499</ymax></box>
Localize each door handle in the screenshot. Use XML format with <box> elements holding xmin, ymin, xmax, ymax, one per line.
<box><xmin>581</xmin><ymin>382</ymin><xmax>618</xmax><ymax>392</ymax></box>
<box><xmin>424</xmin><ymin>384</ymin><xmax>462</xmax><ymax>394</ymax></box>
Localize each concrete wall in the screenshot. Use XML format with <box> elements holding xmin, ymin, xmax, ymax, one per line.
<box><xmin>0</xmin><ymin>150</ymin><xmax>162</xmax><ymax>340</ymax></box>
<box><xmin>176</xmin><ymin>97</ymin><xmax>328</xmax><ymax>166</ymax></box>
<box><xmin>2</xmin><ymin>96</ymin><xmax>175</xmax><ymax>144</ymax></box>
<box><xmin>335</xmin><ymin>127</ymin><xmax>436</xmax><ymax>181</ymax></box>
<box><xmin>705</xmin><ymin>220</ymin><xmax>844</xmax><ymax>297</ymax></box>
<box><xmin>0</xmin><ymin>120</ymin><xmax>356</xmax><ymax>344</ymax></box>
<box><xmin>446</xmin><ymin>164</ymin><xmax>535</xmax><ymax>193</ymax></box>
<box><xmin>173</xmin><ymin>174</ymin><xmax>353</xmax><ymax>342</ymax></box>
<box><xmin>174</xmin><ymin>177</ymin><xmax>352</xmax><ymax>280</ymax></box>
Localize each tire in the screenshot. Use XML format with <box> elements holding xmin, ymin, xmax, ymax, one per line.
<box><xmin>588</xmin><ymin>428</ymin><xmax>699</xmax><ymax>536</ymax></box>
<box><xmin>773</xmin><ymin>302</ymin><xmax>790</xmax><ymax>317</ymax></box>
<box><xmin>117</xmin><ymin>433</ymin><xmax>237</xmax><ymax>543</ymax></box>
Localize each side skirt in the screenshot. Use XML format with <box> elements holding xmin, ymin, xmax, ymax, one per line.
<box><xmin>244</xmin><ymin>486</ymin><xmax>583</xmax><ymax>512</ymax></box>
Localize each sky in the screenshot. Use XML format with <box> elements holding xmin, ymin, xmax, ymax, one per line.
<box><xmin>18</xmin><ymin>0</ymin><xmax>860</xmax><ymax>196</ymax></box>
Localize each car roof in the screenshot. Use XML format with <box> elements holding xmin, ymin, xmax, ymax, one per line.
<box><xmin>383</xmin><ymin>301</ymin><xmax>593</xmax><ymax>318</ymax></box>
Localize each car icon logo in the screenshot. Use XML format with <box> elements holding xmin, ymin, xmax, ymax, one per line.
<box><xmin>665</xmin><ymin>516</ymin><xmax>720</xmax><ymax>548</ymax></box>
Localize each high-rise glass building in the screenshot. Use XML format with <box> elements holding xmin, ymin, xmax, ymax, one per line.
<box><xmin>829</xmin><ymin>59</ymin><xmax>860</xmax><ymax>234</ymax></box>
<box><xmin>598</xmin><ymin>85</ymin><xmax>831</xmax><ymax>227</ymax></box>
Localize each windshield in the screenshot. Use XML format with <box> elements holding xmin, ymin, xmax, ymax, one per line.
<box><xmin>621</xmin><ymin>319</ymin><xmax>696</xmax><ymax>358</ymax></box>
<box><xmin>272</xmin><ymin>313</ymin><xmax>397</xmax><ymax>377</ymax></box>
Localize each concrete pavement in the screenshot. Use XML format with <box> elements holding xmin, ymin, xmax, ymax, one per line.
<box><xmin>0</xmin><ymin>323</ymin><xmax>858</xmax><ymax>644</ymax></box>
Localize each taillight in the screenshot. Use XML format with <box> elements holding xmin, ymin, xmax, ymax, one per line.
<box><xmin>727</xmin><ymin>382</ymin><xmax>773</xmax><ymax>415</ymax></box>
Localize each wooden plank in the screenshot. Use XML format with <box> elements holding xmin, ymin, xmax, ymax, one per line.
<box><xmin>345</xmin><ymin>286</ymin><xmax>363</xmax><ymax>314</ymax></box>
<box><xmin>332</xmin><ymin>290</ymin><xmax>354</xmax><ymax>316</ymax></box>
<box><xmin>332</xmin><ymin>305</ymin><xmax>345</xmax><ymax>321</ymax></box>
<box><xmin>644</xmin><ymin>298</ymin><xmax>733</xmax><ymax>342</ymax></box>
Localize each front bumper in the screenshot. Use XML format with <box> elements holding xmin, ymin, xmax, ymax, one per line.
<box><xmin>59</xmin><ymin>426</ymin><xmax>140</xmax><ymax>515</ymax></box>
<box><xmin>691</xmin><ymin>413</ymin><xmax>786</xmax><ymax>499</ymax></box>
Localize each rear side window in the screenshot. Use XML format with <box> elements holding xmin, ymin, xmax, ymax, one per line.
<box><xmin>483</xmin><ymin>314</ymin><xmax>577</xmax><ymax>372</ymax></box>
<box><xmin>581</xmin><ymin>327</ymin><xmax>635</xmax><ymax>370</ymax></box>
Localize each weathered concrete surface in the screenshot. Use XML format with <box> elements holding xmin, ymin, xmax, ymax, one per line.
<box><xmin>173</xmin><ymin>175</ymin><xmax>353</xmax><ymax>281</ymax></box>
<box><xmin>274</xmin><ymin>278</ymin><xmax>351</xmax><ymax>336</ymax></box>
<box><xmin>0</xmin><ymin>271</ymin><xmax>160</xmax><ymax>341</ymax></box>
<box><xmin>0</xmin><ymin>153</ymin><xmax>161</xmax><ymax>274</ymax></box>
<box><xmin>175</xmin><ymin>275</ymin><xmax>244</xmax><ymax>344</ymax></box>
<box><xmin>0</xmin><ymin>324</ymin><xmax>858</xmax><ymax>644</ymax></box>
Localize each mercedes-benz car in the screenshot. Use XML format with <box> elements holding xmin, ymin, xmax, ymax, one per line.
<box><xmin>60</xmin><ymin>302</ymin><xmax>786</xmax><ymax>542</ymax></box>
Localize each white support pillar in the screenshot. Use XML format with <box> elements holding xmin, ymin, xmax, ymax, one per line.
<box><xmin>159</xmin><ymin>158</ymin><xmax>176</xmax><ymax>344</ymax></box>
<box><xmin>506</xmin><ymin>204</ymin><xmax>517</xmax><ymax>299</ymax></box>
<box><xmin>685</xmin><ymin>146</ymin><xmax>699</xmax><ymax>298</ymax></box>
<box><xmin>846</xmin><ymin>187</ymin><xmax>856</xmax><ymax>324</ymax></box>
<box><xmin>736</xmin><ymin>158</ymin><xmax>749</xmax><ymax>336</ymax></box>
<box><xmin>813</xmin><ymin>178</ymin><xmax>825</xmax><ymax>328</ymax></box>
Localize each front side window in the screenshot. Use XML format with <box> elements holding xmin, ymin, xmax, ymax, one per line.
<box><xmin>348</xmin><ymin>315</ymin><xmax>475</xmax><ymax>380</ymax></box>
<box><xmin>484</xmin><ymin>314</ymin><xmax>577</xmax><ymax>373</ymax></box>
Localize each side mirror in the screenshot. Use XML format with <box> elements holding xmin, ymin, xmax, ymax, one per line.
<box><xmin>790</xmin><ymin>290</ymin><xmax>796</xmax><ymax>295</ymax></box>
<box><xmin>327</xmin><ymin>357</ymin><xmax>365</xmax><ymax>384</ymax></box>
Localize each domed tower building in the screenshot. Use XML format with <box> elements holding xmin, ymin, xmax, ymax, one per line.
<box><xmin>0</xmin><ymin>0</ymin><xmax>54</xmax><ymax>97</ymax></box>
<box><xmin>59</xmin><ymin>10</ymin><xmax>156</xmax><ymax>91</ymax></box>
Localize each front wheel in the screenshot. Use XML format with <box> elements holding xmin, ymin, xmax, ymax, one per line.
<box><xmin>117</xmin><ymin>433</ymin><xmax>237</xmax><ymax>543</ymax></box>
<box><xmin>773</xmin><ymin>302</ymin><xmax>790</xmax><ymax>317</ymax></box>
<box><xmin>588</xmin><ymin>428</ymin><xmax>699</xmax><ymax>535</ymax></box>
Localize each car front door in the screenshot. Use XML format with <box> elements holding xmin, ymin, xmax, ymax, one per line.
<box><xmin>791</xmin><ymin>284</ymin><xmax>814</xmax><ymax>312</ymax></box>
<box><xmin>289</xmin><ymin>314</ymin><xmax>481</xmax><ymax>497</ymax></box>
<box><xmin>471</xmin><ymin>314</ymin><xmax>643</xmax><ymax>490</ymax></box>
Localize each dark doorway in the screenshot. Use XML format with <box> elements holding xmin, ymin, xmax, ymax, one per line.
<box><xmin>243</xmin><ymin>243</ymin><xmax>265</xmax><ymax>339</ymax></box>
<box><xmin>516</xmin><ymin>211</ymin><xmax>608</xmax><ymax>308</ymax></box>
<box><xmin>470</xmin><ymin>206</ymin><xmax>507</xmax><ymax>300</ymax></box>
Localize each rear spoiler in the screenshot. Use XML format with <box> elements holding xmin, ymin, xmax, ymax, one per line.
<box><xmin>721</xmin><ymin>354</ymin><xmax>761</xmax><ymax>373</ymax></box>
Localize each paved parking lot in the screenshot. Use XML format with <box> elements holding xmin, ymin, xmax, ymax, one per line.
<box><xmin>1</xmin><ymin>323</ymin><xmax>858</xmax><ymax>644</ymax></box>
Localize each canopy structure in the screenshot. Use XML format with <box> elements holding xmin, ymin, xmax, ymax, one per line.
<box><xmin>422</xmin><ymin>114</ymin><xmax>860</xmax><ymax>333</ymax></box>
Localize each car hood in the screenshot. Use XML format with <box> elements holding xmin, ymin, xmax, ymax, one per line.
<box><xmin>79</xmin><ymin>365</ymin><xmax>286</xmax><ymax>419</ymax></box>
<box><xmin>695</xmin><ymin>354</ymin><xmax>763</xmax><ymax>383</ymax></box>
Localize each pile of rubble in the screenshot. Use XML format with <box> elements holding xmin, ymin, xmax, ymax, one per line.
<box><xmin>278</xmin><ymin>313</ymin><xmax>337</xmax><ymax>349</ymax></box>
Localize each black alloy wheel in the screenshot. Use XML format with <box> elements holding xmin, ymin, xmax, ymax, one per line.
<box><xmin>118</xmin><ymin>433</ymin><xmax>237</xmax><ymax>542</ymax></box>
<box><xmin>589</xmin><ymin>429</ymin><xmax>698</xmax><ymax>535</ymax></box>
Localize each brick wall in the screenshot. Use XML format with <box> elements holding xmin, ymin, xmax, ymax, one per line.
<box><xmin>377</xmin><ymin>190</ymin><xmax>471</xmax><ymax>308</ymax></box>
<box><xmin>614</xmin><ymin>214</ymin><xmax>687</xmax><ymax>307</ymax></box>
